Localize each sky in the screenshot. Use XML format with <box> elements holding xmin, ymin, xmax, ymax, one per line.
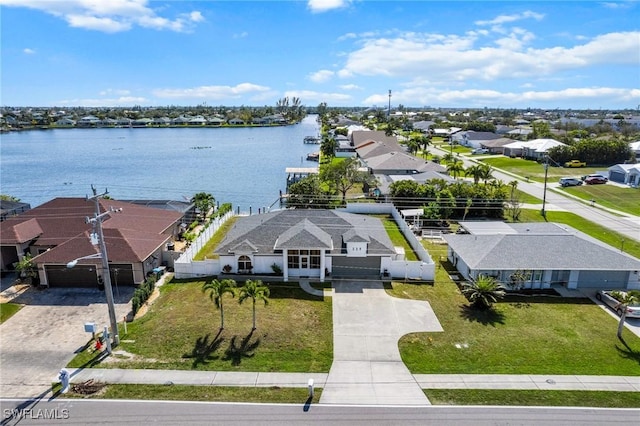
<box><xmin>1</xmin><ymin>0</ymin><xmax>639</xmax><ymax>109</ymax></box>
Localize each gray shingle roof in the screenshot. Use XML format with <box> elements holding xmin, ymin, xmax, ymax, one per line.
<box><xmin>444</xmin><ymin>233</ymin><xmax>640</xmax><ymax>271</ymax></box>
<box><xmin>215</xmin><ymin>209</ymin><xmax>395</xmax><ymax>256</ymax></box>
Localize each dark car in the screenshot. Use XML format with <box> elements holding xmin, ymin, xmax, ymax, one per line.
<box><xmin>585</xmin><ymin>176</ymin><xmax>607</xmax><ymax>185</ymax></box>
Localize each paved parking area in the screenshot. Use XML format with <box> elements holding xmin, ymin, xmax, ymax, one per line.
<box><xmin>0</xmin><ymin>286</ymin><xmax>133</xmax><ymax>398</ymax></box>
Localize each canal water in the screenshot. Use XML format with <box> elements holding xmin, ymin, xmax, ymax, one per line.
<box><xmin>0</xmin><ymin>115</ymin><xmax>320</xmax><ymax>210</ymax></box>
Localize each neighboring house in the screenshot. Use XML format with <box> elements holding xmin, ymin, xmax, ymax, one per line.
<box><xmin>0</xmin><ymin>200</ymin><xmax>31</xmax><ymax>222</ymax></box>
<box><xmin>0</xmin><ymin>198</ymin><xmax>183</xmax><ymax>287</ymax></box>
<box><xmin>77</xmin><ymin>115</ymin><xmax>101</xmax><ymax>127</ymax></box>
<box><xmin>521</xmin><ymin>138</ymin><xmax>566</xmax><ymax>160</ymax></box>
<box><xmin>55</xmin><ymin>118</ymin><xmax>76</xmax><ymax>127</ymax></box>
<box><xmin>630</xmin><ymin>140</ymin><xmax>640</xmax><ymax>157</ymax></box>
<box><xmin>362</xmin><ymin>151</ymin><xmax>446</xmax><ymax>175</ymax></box>
<box><xmin>452</xmin><ymin>131</ymin><xmax>501</xmax><ymax>148</ymax></box>
<box><xmin>479</xmin><ymin>137</ymin><xmax>517</xmax><ymax>154</ymax></box>
<box><xmin>350</xmin><ymin>130</ymin><xmax>398</xmax><ymax>147</ymax></box>
<box><xmin>608</xmin><ymin>164</ymin><xmax>640</xmax><ymax>187</ymax></box>
<box><xmin>214</xmin><ymin>209</ymin><xmax>400</xmax><ymax>281</ymax></box>
<box><xmin>375</xmin><ymin>172</ymin><xmax>455</xmax><ymax>198</ymax></box>
<box><xmin>444</xmin><ymin>222</ymin><xmax>640</xmax><ymax>291</ymax></box>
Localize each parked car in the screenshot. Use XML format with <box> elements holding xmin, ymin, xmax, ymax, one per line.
<box><xmin>559</xmin><ymin>177</ymin><xmax>583</xmax><ymax>187</ymax></box>
<box><xmin>564</xmin><ymin>159</ymin><xmax>587</xmax><ymax>168</ymax></box>
<box><xmin>471</xmin><ymin>148</ymin><xmax>489</xmax><ymax>155</ymax></box>
<box><xmin>582</xmin><ymin>173</ymin><xmax>608</xmax><ymax>182</ymax></box>
<box><xmin>584</xmin><ymin>176</ymin><xmax>607</xmax><ymax>185</ymax></box>
<box><xmin>595</xmin><ymin>290</ymin><xmax>640</xmax><ymax>318</ymax></box>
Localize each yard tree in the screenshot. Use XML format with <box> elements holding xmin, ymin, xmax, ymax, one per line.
<box><xmin>465</xmin><ymin>164</ymin><xmax>485</xmax><ymax>184</ymax></box>
<box><xmin>202</xmin><ymin>278</ymin><xmax>236</xmax><ymax>330</ymax></box>
<box><xmin>320</xmin><ymin>157</ymin><xmax>371</xmax><ymax>205</ymax></box>
<box><xmin>191</xmin><ymin>192</ymin><xmax>215</xmax><ymax>221</ymax></box>
<box><xmin>287</xmin><ymin>174</ymin><xmax>330</xmax><ymax>208</ymax></box>
<box><xmin>462</xmin><ymin>276</ymin><xmax>505</xmax><ymax>310</ymax></box>
<box><xmin>238</xmin><ymin>279</ymin><xmax>270</xmax><ymax>330</ymax></box>
<box><xmin>446</xmin><ymin>160</ymin><xmax>465</xmax><ymax>180</ymax></box>
<box><xmin>616</xmin><ymin>292</ymin><xmax>639</xmax><ymax>343</ymax></box>
<box><xmin>320</xmin><ymin>135</ymin><xmax>337</xmax><ymax>159</ymax></box>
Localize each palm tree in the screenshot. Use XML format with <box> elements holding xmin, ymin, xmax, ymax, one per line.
<box><xmin>238</xmin><ymin>279</ymin><xmax>270</xmax><ymax>330</ymax></box>
<box><xmin>465</xmin><ymin>164</ymin><xmax>484</xmax><ymax>184</ymax></box>
<box><xmin>446</xmin><ymin>160</ymin><xmax>465</xmax><ymax>180</ymax></box>
<box><xmin>191</xmin><ymin>192</ymin><xmax>215</xmax><ymax>221</ymax></box>
<box><xmin>479</xmin><ymin>163</ymin><xmax>495</xmax><ymax>183</ymax></box>
<box><xmin>462</xmin><ymin>276</ymin><xmax>505</xmax><ymax>310</ymax></box>
<box><xmin>616</xmin><ymin>292</ymin><xmax>639</xmax><ymax>342</ymax></box>
<box><xmin>202</xmin><ymin>279</ymin><xmax>236</xmax><ymax>330</ymax></box>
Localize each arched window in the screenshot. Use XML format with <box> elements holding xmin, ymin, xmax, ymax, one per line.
<box><xmin>238</xmin><ymin>255</ymin><xmax>252</xmax><ymax>273</ymax></box>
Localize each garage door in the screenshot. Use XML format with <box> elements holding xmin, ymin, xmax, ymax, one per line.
<box><xmin>46</xmin><ymin>264</ymin><xmax>98</xmax><ymax>288</ymax></box>
<box><xmin>609</xmin><ymin>171</ymin><xmax>625</xmax><ymax>183</ymax></box>
<box><xmin>331</xmin><ymin>256</ymin><xmax>381</xmax><ymax>278</ymax></box>
<box><xmin>577</xmin><ymin>270</ymin><xmax>629</xmax><ymax>289</ymax></box>
<box><xmin>109</xmin><ymin>264</ymin><xmax>134</xmax><ymax>286</ymax></box>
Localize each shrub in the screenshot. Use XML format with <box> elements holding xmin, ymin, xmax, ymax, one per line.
<box><xmin>131</xmin><ymin>275</ymin><xmax>157</xmax><ymax>316</ymax></box>
<box><xmin>270</xmin><ymin>263</ymin><xmax>282</xmax><ymax>275</ymax></box>
<box><xmin>222</xmin><ymin>264</ymin><xmax>232</xmax><ymax>273</ymax></box>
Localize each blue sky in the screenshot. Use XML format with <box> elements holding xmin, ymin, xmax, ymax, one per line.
<box><xmin>1</xmin><ymin>0</ymin><xmax>639</xmax><ymax>109</ymax></box>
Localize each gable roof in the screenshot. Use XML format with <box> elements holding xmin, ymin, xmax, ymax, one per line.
<box><xmin>363</xmin><ymin>151</ymin><xmax>445</xmax><ymax>173</ymax></box>
<box><xmin>0</xmin><ymin>197</ymin><xmax>182</xmax><ymax>263</ymax></box>
<box><xmin>355</xmin><ymin>139</ymin><xmax>403</xmax><ymax>159</ymax></box>
<box><xmin>215</xmin><ymin>209</ymin><xmax>395</xmax><ymax>256</ymax></box>
<box><xmin>350</xmin><ymin>130</ymin><xmax>398</xmax><ymax>147</ymax></box>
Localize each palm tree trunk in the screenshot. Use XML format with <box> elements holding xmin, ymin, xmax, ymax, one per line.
<box><xmin>252</xmin><ymin>299</ymin><xmax>257</xmax><ymax>330</ymax></box>
<box><xmin>617</xmin><ymin>308</ymin><xmax>627</xmax><ymax>341</ymax></box>
<box><xmin>220</xmin><ymin>303</ymin><xmax>225</xmax><ymax>330</ymax></box>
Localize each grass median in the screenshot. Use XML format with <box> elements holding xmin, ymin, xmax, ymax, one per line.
<box><xmin>0</xmin><ymin>303</ymin><xmax>22</xmax><ymax>324</ymax></box>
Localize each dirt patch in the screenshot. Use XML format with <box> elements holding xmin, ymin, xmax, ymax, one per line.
<box><xmin>71</xmin><ymin>379</ymin><xmax>106</xmax><ymax>396</ymax></box>
<box><xmin>0</xmin><ymin>283</ymin><xmax>32</xmax><ymax>303</ymax></box>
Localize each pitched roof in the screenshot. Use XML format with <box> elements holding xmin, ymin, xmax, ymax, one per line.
<box><xmin>350</xmin><ymin>130</ymin><xmax>399</xmax><ymax>147</ymax></box>
<box><xmin>363</xmin><ymin>151</ymin><xmax>444</xmax><ymax>173</ymax></box>
<box><xmin>215</xmin><ymin>209</ymin><xmax>395</xmax><ymax>256</ymax></box>
<box><xmin>0</xmin><ymin>197</ymin><xmax>182</xmax><ymax>264</ymax></box>
<box><xmin>444</xmin><ymin>224</ymin><xmax>640</xmax><ymax>271</ymax></box>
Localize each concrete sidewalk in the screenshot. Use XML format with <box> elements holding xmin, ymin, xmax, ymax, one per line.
<box><xmin>70</xmin><ymin>368</ymin><xmax>640</xmax><ymax>393</ymax></box>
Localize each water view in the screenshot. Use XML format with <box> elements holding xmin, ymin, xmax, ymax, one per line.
<box><xmin>0</xmin><ymin>115</ymin><xmax>321</xmax><ymax>210</ymax></box>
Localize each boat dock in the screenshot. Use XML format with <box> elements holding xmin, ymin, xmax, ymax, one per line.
<box><xmin>304</xmin><ymin>136</ymin><xmax>320</xmax><ymax>144</ymax></box>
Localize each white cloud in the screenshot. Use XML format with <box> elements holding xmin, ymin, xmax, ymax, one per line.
<box><xmin>58</xmin><ymin>96</ymin><xmax>147</xmax><ymax>107</ymax></box>
<box><xmin>23</xmin><ymin>48</ymin><xmax>35</xmax><ymax>54</ymax></box>
<box><xmin>601</xmin><ymin>2</ymin><xmax>635</xmax><ymax>9</ymax></box>
<box><xmin>475</xmin><ymin>10</ymin><xmax>545</xmax><ymax>26</ymax></box>
<box><xmin>337</xmin><ymin>30</ymin><xmax>640</xmax><ymax>82</ymax></box>
<box><xmin>307</xmin><ymin>0</ymin><xmax>351</xmax><ymax>13</ymax></box>
<box><xmin>99</xmin><ymin>89</ymin><xmax>131</xmax><ymax>96</ymax></box>
<box><xmin>309</xmin><ymin>70</ymin><xmax>334</xmax><ymax>83</ymax></box>
<box><xmin>339</xmin><ymin>84</ymin><xmax>361</xmax><ymax>90</ymax></box>
<box><xmin>0</xmin><ymin>0</ymin><xmax>204</xmax><ymax>33</ymax></box>
<box><xmin>233</xmin><ymin>31</ymin><xmax>249</xmax><ymax>39</ymax></box>
<box><xmin>153</xmin><ymin>83</ymin><xmax>271</xmax><ymax>100</ymax></box>
<box><xmin>362</xmin><ymin>86</ymin><xmax>640</xmax><ymax>108</ymax></box>
<box><xmin>284</xmin><ymin>89</ymin><xmax>352</xmax><ymax>103</ymax></box>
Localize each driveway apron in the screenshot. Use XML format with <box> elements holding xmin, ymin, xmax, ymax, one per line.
<box><xmin>0</xmin><ymin>287</ymin><xmax>133</xmax><ymax>398</ymax></box>
<box><xmin>320</xmin><ymin>280</ymin><xmax>443</xmax><ymax>405</ymax></box>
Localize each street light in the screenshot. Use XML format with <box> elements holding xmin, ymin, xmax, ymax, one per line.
<box><xmin>541</xmin><ymin>154</ymin><xmax>549</xmax><ymax>218</ymax></box>
<box><xmin>67</xmin><ymin>186</ymin><xmax>121</xmax><ymax>348</ymax></box>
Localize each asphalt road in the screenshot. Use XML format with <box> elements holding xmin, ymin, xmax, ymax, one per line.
<box><xmin>437</xmin><ymin>148</ymin><xmax>640</xmax><ymax>241</ymax></box>
<box><xmin>1</xmin><ymin>398</ymin><xmax>639</xmax><ymax>425</ymax></box>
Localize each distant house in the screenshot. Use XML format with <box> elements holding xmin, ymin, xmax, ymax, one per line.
<box><xmin>115</xmin><ymin>117</ymin><xmax>132</xmax><ymax>127</ymax></box>
<box><xmin>188</xmin><ymin>116</ymin><xmax>208</xmax><ymax>126</ymax></box>
<box><xmin>479</xmin><ymin>137</ymin><xmax>516</xmax><ymax>154</ymax></box>
<box><xmin>132</xmin><ymin>117</ymin><xmax>153</xmax><ymax>127</ymax></box>
<box><xmin>208</xmin><ymin>117</ymin><xmax>225</xmax><ymax>126</ymax></box>
<box><xmin>77</xmin><ymin>115</ymin><xmax>101</xmax><ymax>128</ymax></box>
<box><xmin>503</xmin><ymin>138</ymin><xmax>566</xmax><ymax>159</ymax></box>
<box><xmin>55</xmin><ymin>118</ymin><xmax>76</xmax><ymax>127</ymax></box>
<box><xmin>228</xmin><ymin>118</ymin><xmax>245</xmax><ymax>125</ymax></box>
<box><xmin>214</xmin><ymin>209</ymin><xmax>399</xmax><ymax>281</ymax></box>
<box><xmin>0</xmin><ymin>198</ymin><xmax>183</xmax><ymax>287</ymax></box>
<box><xmin>630</xmin><ymin>141</ymin><xmax>640</xmax><ymax>157</ymax></box>
<box><xmin>152</xmin><ymin>117</ymin><xmax>172</xmax><ymax>126</ymax></box>
<box><xmin>452</xmin><ymin>131</ymin><xmax>501</xmax><ymax>148</ymax></box>
<box><xmin>608</xmin><ymin>164</ymin><xmax>640</xmax><ymax>187</ymax></box>
<box><xmin>445</xmin><ymin>222</ymin><xmax>640</xmax><ymax>291</ymax></box>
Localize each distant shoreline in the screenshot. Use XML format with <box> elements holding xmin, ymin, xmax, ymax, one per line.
<box><xmin>1</xmin><ymin>123</ymin><xmax>298</xmax><ymax>133</ymax></box>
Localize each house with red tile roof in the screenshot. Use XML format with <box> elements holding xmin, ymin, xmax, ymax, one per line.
<box><xmin>0</xmin><ymin>197</ymin><xmax>183</xmax><ymax>288</ymax></box>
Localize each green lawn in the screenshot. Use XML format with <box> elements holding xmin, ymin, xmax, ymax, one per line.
<box><xmin>425</xmin><ymin>389</ymin><xmax>640</xmax><ymax>408</ymax></box>
<box><xmin>481</xmin><ymin>157</ymin><xmax>605</xmax><ymax>182</ymax></box>
<box><xmin>0</xmin><ymin>303</ymin><xmax>22</xmax><ymax>323</ymax></box>
<box><xmin>516</xmin><ymin>209</ymin><xmax>640</xmax><ymax>259</ymax></box>
<box><xmin>54</xmin><ymin>383</ymin><xmax>321</xmax><ymax>404</ymax></box>
<box><xmin>561</xmin><ymin>185</ymin><xmax>640</xmax><ymax>216</ymax></box>
<box><xmin>374</xmin><ymin>215</ymin><xmax>418</xmax><ymax>261</ymax></box>
<box><xmin>515</xmin><ymin>189</ymin><xmax>542</xmax><ymax>204</ymax></box>
<box><xmin>68</xmin><ymin>280</ymin><xmax>333</xmax><ymax>372</ymax></box>
<box><xmin>393</xmin><ymin>241</ymin><xmax>640</xmax><ymax>376</ymax></box>
<box><xmin>193</xmin><ymin>216</ymin><xmax>238</xmax><ymax>260</ymax></box>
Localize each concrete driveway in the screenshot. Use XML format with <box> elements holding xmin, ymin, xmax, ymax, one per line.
<box><xmin>0</xmin><ymin>286</ymin><xmax>133</xmax><ymax>398</ymax></box>
<box><xmin>320</xmin><ymin>280</ymin><xmax>443</xmax><ymax>405</ymax></box>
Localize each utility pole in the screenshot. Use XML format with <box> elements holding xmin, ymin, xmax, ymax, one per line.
<box><xmin>88</xmin><ymin>186</ymin><xmax>120</xmax><ymax>347</ymax></box>
<box><xmin>541</xmin><ymin>154</ymin><xmax>549</xmax><ymax>218</ymax></box>
<box><xmin>388</xmin><ymin>90</ymin><xmax>391</xmax><ymax>118</ymax></box>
